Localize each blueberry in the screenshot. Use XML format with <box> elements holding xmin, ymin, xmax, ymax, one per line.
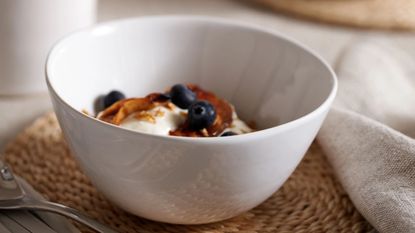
<box><xmin>94</xmin><ymin>95</ymin><xmax>105</xmax><ymax>115</ymax></box>
<box><xmin>103</xmin><ymin>90</ymin><xmax>125</xmax><ymax>108</ymax></box>
<box><xmin>159</xmin><ymin>93</ymin><xmax>171</xmax><ymax>100</ymax></box>
<box><xmin>170</xmin><ymin>84</ymin><xmax>196</xmax><ymax>109</ymax></box>
<box><xmin>221</xmin><ymin>131</ymin><xmax>238</xmax><ymax>137</ymax></box>
<box><xmin>188</xmin><ymin>101</ymin><xmax>216</xmax><ymax>130</ymax></box>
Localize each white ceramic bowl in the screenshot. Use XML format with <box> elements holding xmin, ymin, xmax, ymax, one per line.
<box><xmin>46</xmin><ymin>16</ymin><xmax>337</xmax><ymax>224</ymax></box>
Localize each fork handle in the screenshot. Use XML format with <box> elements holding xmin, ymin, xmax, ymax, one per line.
<box><xmin>24</xmin><ymin>200</ymin><xmax>118</xmax><ymax>233</ymax></box>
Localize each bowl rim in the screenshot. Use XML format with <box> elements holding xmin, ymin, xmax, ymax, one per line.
<box><xmin>45</xmin><ymin>15</ymin><xmax>338</xmax><ymax>143</ymax></box>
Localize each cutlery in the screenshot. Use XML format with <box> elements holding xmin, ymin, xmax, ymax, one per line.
<box><xmin>0</xmin><ymin>213</ymin><xmax>29</xmax><ymax>233</ymax></box>
<box><xmin>15</xmin><ymin>176</ymin><xmax>80</xmax><ymax>233</ymax></box>
<box><xmin>0</xmin><ymin>160</ymin><xmax>118</xmax><ymax>233</ymax></box>
<box><xmin>4</xmin><ymin>210</ymin><xmax>56</xmax><ymax>233</ymax></box>
<box><xmin>0</xmin><ymin>216</ymin><xmax>11</xmax><ymax>233</ymax></box>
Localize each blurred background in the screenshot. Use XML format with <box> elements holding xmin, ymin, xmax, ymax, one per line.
<box><xmin>1</xmin><ymin>2</ymin><xmax>415</xmax><ymax>232</ymax></box>
<box><xmin>1</xmin><ymin>0</ymin><xmax>413</xmax><ymax>146</ymax></box>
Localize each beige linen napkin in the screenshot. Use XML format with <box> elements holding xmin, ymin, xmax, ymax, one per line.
<box><xmin>317</xmin><ymin>39</ymin><xmax>415</xmax><ymax>233</ymax></box>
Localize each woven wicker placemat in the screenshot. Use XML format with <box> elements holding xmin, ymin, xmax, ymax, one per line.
<box><xmin>258</xmin><ymin>0</ymin><xmax>415</xmax><ymax>30</ymax></box>
<box><xmin>3</xmin><ymin>113</ymin><xmax>373</xmax><ymax>233</ymax></box>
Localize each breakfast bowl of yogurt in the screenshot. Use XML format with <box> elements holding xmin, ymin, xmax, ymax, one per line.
<box><xmin>46</xmin><ymin>16</ymin><xmax>337</xmax><ymax>224</ymax></box>
<box><xmin>95</xmin><ymin>83</ymin><xmax>254</xmax><ymax>137</ymax></box>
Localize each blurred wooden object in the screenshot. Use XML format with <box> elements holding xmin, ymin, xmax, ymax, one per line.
<box><xmin>258</xmin><ymin>0</ymin><xmax>415</xmax><ymax>30</ymax></box>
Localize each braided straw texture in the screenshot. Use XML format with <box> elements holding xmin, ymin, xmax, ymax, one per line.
<box><xmin>3</xmin><ymin>113</ymin><xmax>373</xmax><ymax>233</ymax></box>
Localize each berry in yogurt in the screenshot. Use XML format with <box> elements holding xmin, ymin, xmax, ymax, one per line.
<box><xmin>96</xmin><ymin>84</ymin><xmax>253</xmax><ymax>137</ymax></box>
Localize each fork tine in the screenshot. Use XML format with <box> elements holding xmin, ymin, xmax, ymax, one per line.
<box><xmin>0</xmin><ymin>212</ymin><xmax>30</xmax><ymax>233</ymax></box>
<box><xmin>31</xmin><ymin>211</ymin><xmax>81</xmax><ymax>233</ymax></box>
<box><xmin>5</xmin><ymin>210</ymin><xmax>57</xmax><ymax>233</ymax></box>
<box><xmin>16</xmin><ymin>178</ymin><xmax>81</xmax><ymax>233</ymax></box>
<box><xmin>0</xmin><ymin>214</ymin><xmax>12</xmax><ymax>233</ymax></box>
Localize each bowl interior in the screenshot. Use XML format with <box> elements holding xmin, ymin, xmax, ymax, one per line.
<box><xmin>47</xmin><ymin>17</ymin><xmax>335</xmax><ymax>130</ymax></box>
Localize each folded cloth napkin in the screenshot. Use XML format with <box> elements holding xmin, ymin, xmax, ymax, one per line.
<box><xmin>317</xmin><ymin>39</ymin><xmax>415</xmax><ymax>233</ymax></box>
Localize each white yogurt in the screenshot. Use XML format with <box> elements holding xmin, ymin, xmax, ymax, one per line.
<box><xmin>120</xmin><ymin>105</ymin><xmax>186</xmax><ymax>135</ymax></box>
<box><xmin>223</xmin><ymin>112</ymin><xmax>253</xmax><ymax>135</ymax></box>
<box><xmin>119</xmin><ymin>104</ymin><xmax>253</xmax><ymax>136</ymax></box>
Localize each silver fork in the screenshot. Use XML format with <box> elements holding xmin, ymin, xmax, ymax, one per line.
<box><xmin>0</xmin><ymin>161</ymin><xmax>118</xmax><ymax>233</ymax></box>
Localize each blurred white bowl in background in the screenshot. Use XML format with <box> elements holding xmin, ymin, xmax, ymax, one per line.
<box><xmin>0</xmin><ymin>0</ymin><xmax>96</xmax><ymax>95</ymax></box>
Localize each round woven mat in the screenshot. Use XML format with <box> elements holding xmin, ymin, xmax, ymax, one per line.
<box><xmin>258</xmin><ymin>0</ymin><xmax>415</xmax><ymax>30</ymax></box>
<box><xmin>3</xmin><ymin>113</ymin><xmax>373</xmax><ymax>233</ymax></box>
